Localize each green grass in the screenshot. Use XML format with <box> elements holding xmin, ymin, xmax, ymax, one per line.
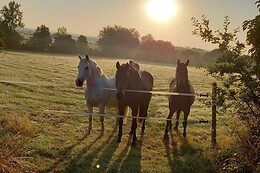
<box><xmin>0</xmin><ymin>51</ymin><xmax>239</xmax><ymax>172</ymax></box>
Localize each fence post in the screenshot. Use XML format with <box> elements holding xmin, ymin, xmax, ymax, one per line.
<box><xmin>211</xmin><ymin>82</ymin><xmax>217</xmax><ymax>148</ymax></box>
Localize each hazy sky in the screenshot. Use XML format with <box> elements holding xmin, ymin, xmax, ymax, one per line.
<box><xmin>0</xmin><ymin>0</ymin><xmax>258</xmax><ymax>50</ymax></box>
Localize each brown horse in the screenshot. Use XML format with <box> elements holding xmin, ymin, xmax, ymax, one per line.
<box><xmin>163</xmin><ymin>59</ymin><xmax>195</xmax><ymax>140</ymax></box>
<box><xmin>115</xmin><ymin>61</ymin><xmax>154</xmax><ymax>146</ymax></box>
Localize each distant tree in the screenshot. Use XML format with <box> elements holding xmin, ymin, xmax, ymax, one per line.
<box><xmin>76</xmin><ymin>35</ymin><xmax>88</xmax><ymax>54</ymax></box>
<box><xmin>51</xmin><ymin>27</ymin><xmax>76</xmax><ymax>54</ymax></box>
<box><xmin>0</xmin><ymin>1</ymin><xmax>24</xmax><ymax>49</ymax></box>
<box><xmin>97</xmin><ymin>25</ymin><xmax>140</xmax><ymax>57</ymax></box>
<box><xmin>0</xmin><ymin>22</ymin><xmax>6</xmax><ymax>49</ymax></box>
<box><xmin>0</xmin><ymin>1</ymin><xmax>24</xmax><ymax>30</ymax></box>
<box><xmin>28</xmin><ymin>25</ymin><xmax>52</xmax><ymax>51</ymax></box>
<box><xmin>139</xmin><ymin>34</ymin><xmax>176</xmax><ymax>63</ymax></box>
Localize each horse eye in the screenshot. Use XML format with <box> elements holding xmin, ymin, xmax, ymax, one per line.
<box><xmin>85</xmin><ymin>67</ymin><xmax>88</xmax><ymax>70</ymax></box>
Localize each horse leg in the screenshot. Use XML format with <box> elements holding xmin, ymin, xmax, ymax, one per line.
<box><xmin>131</xmin><ymin>106</ymin><xmax>138</xmax><ymax>147</ymax></box>
<box><xmin>99</xmin><ymin>105</ymin><xmax>105</xmax><ymax>136</ymax></box>
<box><xmin>84</xmin><ymin>105</ymin><xmax>93</xmax><ymax>137</ymax></box>
<box><xmin>174</xmin><ymin>110</ymin><xmax>181</xmax><ymax>130</ymax></box>
<box><xmin>130</xmin><ymin>106</ymin><xmax>139</xmax><ymax>135</ymax></box>
<box><xmin>163</xmin><ymin>109</ymin><xmax>175</xmax><ymax>140</ymax></box>
<box><xmin>183</xmin><ymin>109</ymin><xmax>190</xmax><ymax>137</ymax></box>
<box><xmin>141</xmin><ymin>105</ymin><xmax>148</xmax><ymax>135</ymax></box>
<box><xmin>141</xmin><ymin>119</ymin><xmax>146</xmax><ymax>135</ymax></box>
<box><xmin>113</xmin><ymin>107</ymin><xmax>119</xmax><ymax>131</ymax></box>
<box><xmin>117</xmin><ymin>106</ymin><xmax>125</xmax><ymax>143</ymax></box>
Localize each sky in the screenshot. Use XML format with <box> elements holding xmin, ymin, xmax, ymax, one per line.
<box><xmin>0</xmin><ymin>0</ymin><xmax>259</xmax><ymax>50</ymax></box>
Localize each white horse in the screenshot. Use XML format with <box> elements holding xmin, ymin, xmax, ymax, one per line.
<box><xmin>75</xmin><ymin>54</ymin><xmax>128</xmax><ymax>136</ymax></box>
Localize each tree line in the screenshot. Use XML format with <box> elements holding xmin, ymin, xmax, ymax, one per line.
<box><xmin>0</xmin><ymin>1</ymin><xmax>210</xmax><ymax>66</ymax></box>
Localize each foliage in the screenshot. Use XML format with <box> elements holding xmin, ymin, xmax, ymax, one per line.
<box><xmin>97</xmin><ymin>25</ymin><xmax>140</xmax><ymax>57</ymax></box>
<box><xmin>0</xmin><ymin>21</ymin><xmax>6</xmax><ymax>49</ymax></box>
<box><xmin>27</xmin><ymin>25</ymin><xmax>52</xmax><ymax>52</ymax></box>
<box><xmin>51</xmin><ymin>27</ymin><xmax>77</xmax><ymax>54</ymax></box>
<box><xmin>76</xmin><ymin>35</ymin><xmax>88</xmax><ymax>55</ymax></box>
<box><xmin>243</xmin><ymin>15</ymin><xmax>260</xmax><ymax>65</ymax></box>
<box><xmin>192</xmin><ymin>7</ymin><xmax>260</xmax><ymax>172</ymax></box>
<box><xmin>0</xmin><ymin>1</ymin><xmax>24</xmax><ymax>30</ymax></box>
<box><xmin>0</xmin><ymin>1</ymin><xmax>24</xmax><ymax>49</ymax></box>
<box><xmin>138</xmin><ymin>34</ymin><xmax>176</xmax><ymax>63</ymax></box>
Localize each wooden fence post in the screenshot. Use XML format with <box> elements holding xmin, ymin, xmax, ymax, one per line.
<box><xmin>212</xmin><ymin>82</ymin><xmax>217</xmax><ymax>148</ymax></box>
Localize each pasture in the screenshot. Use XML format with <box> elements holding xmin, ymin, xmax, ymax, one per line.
<box><xmin>0</xmin><ymin>51</ymin><xmax>239</xmax><ymax>172</ymax></box>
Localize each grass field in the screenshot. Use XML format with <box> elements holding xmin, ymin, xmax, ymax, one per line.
<box><xmin>0</xmin><ymin>51</ymin><xmax>240</xmax><ymax>172</ymax></box>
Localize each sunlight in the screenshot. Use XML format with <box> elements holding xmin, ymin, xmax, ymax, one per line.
<box><xmin>146</xmin><ymin>0</ymin><xmax>177</xmax><ymax>22</ymax></box>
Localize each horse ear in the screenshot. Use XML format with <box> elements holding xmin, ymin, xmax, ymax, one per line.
<box><xmin>177</xmin><ymin>59</ymin><xmax>180</xmax><ymax>65</ymax></box>
<box><xmin>126</xmin><ymin>63</ymin><xmax>130</xmax><ymax>69</ymax></box>
<box><xmin>116</xmin><ymin>61</ymin><xmax>120</xmax><ymax>69</ymax></box>
<box><xmin>86</xmin><ymin>54</ymin><xmax>90</xmax><ymax>61</ymax></box>
<box><xmin>78</xmin><ymin>55</ymin><xmax>82</xmax><ymax>60</ymax></box>
<box><xmin>185</xmin><ymin>60</ymin><xmax>190</xmax><ymax>66</ymax></box>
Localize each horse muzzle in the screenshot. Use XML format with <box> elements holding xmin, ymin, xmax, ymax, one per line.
<box><xmin>75</xmin><ymin>79</ymin><xmax>83</xmax><ymax>87</ymax></box>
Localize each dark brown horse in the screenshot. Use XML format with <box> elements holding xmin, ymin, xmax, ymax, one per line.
<box><xmin>115</xmin><ymin>61</ymin><xmax>154</xmax><ymax>146</ymax></box>
<box><xmin>163</xmin><ymin>59</ymin><xmax>195</xmax><ymax>140</ymax></box>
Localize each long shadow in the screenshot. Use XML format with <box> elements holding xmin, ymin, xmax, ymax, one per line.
<box><xmin>42</xmin><ymin>133</ymin><xmax>103</xmax><ymax>173</ymax></box>
<box><xmin>106</xmin><ymin>135</ymin><xmax>132</xmax><ymax>172</ymax></box>
<box><xmin>119</xmin><ymin>133</ymin><xmax>143</xmax><ymax>173</ymax></box>
<box><xmin>106</xmin><ymin>133</ymin><xmax>143</xmax><ymax>173</ymax></box>
<box><xmin>63</xmin><ymin>130</ymin><xmax>117</xmax><ymax>172</ymax></box>
<box><xmin>164</xmin><ymin>130</ymin><xmax>216</xmax><ymax>173</ymax></box>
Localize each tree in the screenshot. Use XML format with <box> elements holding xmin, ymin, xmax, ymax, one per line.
<box><xmin>243</xmin><ymin>4</ymin><xmax>260</xmax><ymax>66</ymax></box>
<box><xmin>192</xmin><ymin>5</ymin><xmax>259</xmax><ymax>171</ymax></box>
<box><xmin>28</xmin><ymin>25</ymin><xmax>52</xmax><ymax>51</ymax></box>
<box><xmin>76</xmin><ymin>35</ymin><xmax>88</xmax><ymax>54</ymax></box>
<box><xmin>0</xmin><ymin>1</ymin><xmax>24</xmax><ymax>49</ymax></box>
<box><xmin>0</xmin><ymin>1</ymin><xmax>24</xmax><ymax>30</ymax></box>
<box><xmin>97</xmin><ymin>25</ymin><xmax>140</xmax><ymax>57</ymax></box>
<box><xmin>51</xmin><ymin>27</ymin><xmax>76</xmax><ymax>54</ymax></box>
<box><xmin>139</xmin><ymin>34</ymin><xmax>176</xmax><ymax>63</ymax></box>
<box><xmin>0</xmin><ymin>21</ymin><xmax>6</xmax><ymax>49</ymax></box>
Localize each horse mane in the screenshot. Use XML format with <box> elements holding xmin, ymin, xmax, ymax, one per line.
<box><xmin>88</xmin><ymin>59</ymin><xmax>106</xmax><ymax>77</ymax></box>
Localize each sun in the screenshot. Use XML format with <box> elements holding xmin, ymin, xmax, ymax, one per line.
<box><xmin>146</xmin><ymin>0</ymin><xmax>177</xmax><ymax>22</ymax></box>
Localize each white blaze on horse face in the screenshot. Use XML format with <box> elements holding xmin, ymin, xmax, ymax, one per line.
<box><xmin>77</xmin><ymin>59</ymin><xmax>91</xmax><ymax>83</ymax></box>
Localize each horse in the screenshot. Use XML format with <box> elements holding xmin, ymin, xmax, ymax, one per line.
<box><xmin>115</xmin><ymin>61</ymin><xmax>154</xmax><ymax>146</ymax></box>
<box><xmin>163</xmin><ymin>59</ymin><xmax>195</xmax><ymax>140</ymax></box>
<box><xmin>75</xmin><ymin>54</ymin><xmax>128</xmax><ymax>137</ymax></box>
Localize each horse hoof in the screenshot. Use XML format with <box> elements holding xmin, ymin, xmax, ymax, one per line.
<box><xmin>183</xmin><ymin>133</ymin><xmax>186</xmax><ymax>137</ymax></box>
<box><xmin>163</xmin><ymin>134</ymin><xmax>169</xmax><ymax>141</ymax></box>
<box><xmin>141</xmin><ymin>131</ymin><xmax>145</xmax><ymax>136</ymax></box>
<box><xmin>129</xmin><ymin>131</ymin><xmax>133</xmax><ymax>135</ymax></box>
<box><xmin>174</xmin><ymin>126</ymin><xmax>178</xmax><ymax>131</ymax></box>
<box><xmin>131</xmin><ymin>142</ymin><xmax>136</xmax><ymax>147</ymax></box>
<box><xmin>99</xmin><ymin>131</ymin><xmax>104</xmax><ymax>137</ymax></box>
<box><xmin>117</xmin><ymin>138</ymin><xmax>121</xmax><ymax>143</ymax></box>
<box><xmin>85</xmin><ymin>130</ymin><xmax>91</xmax><ymax>135</ymax></box>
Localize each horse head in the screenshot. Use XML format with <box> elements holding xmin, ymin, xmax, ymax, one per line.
<box><xmin>115</xmin><ymin>61</ymin><xmax>130</xmax><ymax>100</ymax></box>
<box><xmin>75</xmin><ymin>54</ymin><xmax>92</xmax><ymax>87</ymax></box>
<box><xmin>176</xmin><ymin>59</ymin><xmax>189</xmax><ymax>88</ymax></box>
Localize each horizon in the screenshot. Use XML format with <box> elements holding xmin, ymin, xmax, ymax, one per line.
<box><xmin>1</xmin><ymin>0</ymin><xmax>259</xmax><ymax>51</ymax></box>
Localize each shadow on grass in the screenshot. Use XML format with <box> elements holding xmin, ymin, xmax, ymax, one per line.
<box><xmin>42</xmin><ymin>132</ymin><xmax>104</xmax><ymax>172</ymax></box>
<box><xmin>43</xmin><ymin>128</ymin><xmax>143</xmax><ymax>173</ymax></box>
<box><xmin>164</xmin><ymin>130</ymin><xmax>216</xmax><ymax>173</ymax></box>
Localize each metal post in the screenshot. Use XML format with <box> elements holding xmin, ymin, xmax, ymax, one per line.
<box><xmin>212</xmin><ymin>82</ymin><xmax>217</xmax><ymax>148</ymax></box>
